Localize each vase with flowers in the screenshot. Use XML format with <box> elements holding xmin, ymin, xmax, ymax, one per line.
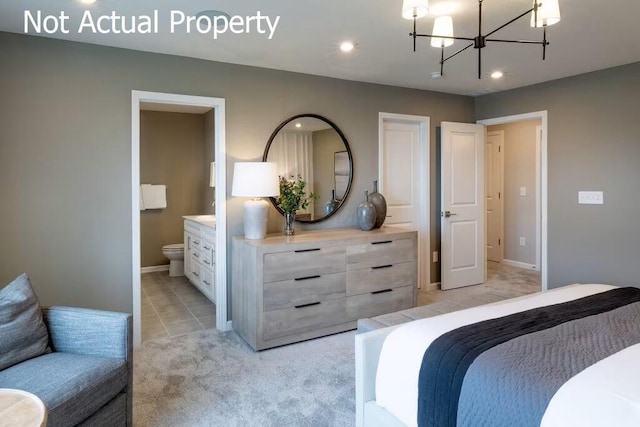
<box><xmin>275</xmin><ymin>175</ymin><xmax>317</xmax><ymax>236</ymax></box>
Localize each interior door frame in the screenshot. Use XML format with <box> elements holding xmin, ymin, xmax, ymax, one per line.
<box><xmin>131</xmin><ymin>90</ymin><xmax>229</xmax><ymax>349</ymax></box>
<box><xmin>378</xmin><ymin>112</ymin><xmax>430</xmax><ymax>290</ymax></box>
<box><xmin>478</xmin><ymin>111</ymin><xmax>547</xmax><ymax>291</ymax></box>
<box><xmin>486</xmin><ymin>130</ymin><xmax>504</xmax><ymax>264</ymax></box>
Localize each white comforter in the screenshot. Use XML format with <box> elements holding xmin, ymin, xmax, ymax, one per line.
<box><xmin>375</xmin><ymin>284</ymin><xmax>619</xmax><ymax>427</ymax></box>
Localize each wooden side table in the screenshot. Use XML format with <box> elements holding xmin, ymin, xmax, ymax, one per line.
<box><xmin>0</xmin><ymin>388</ymin><xmax>47</xmax><ymax>427</ymax></box>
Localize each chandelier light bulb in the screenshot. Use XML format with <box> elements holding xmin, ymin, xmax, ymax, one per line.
<box><xmin>402</xmin><ymin>0</ymin><xmax>429</xmax><ymax>20</ymax></box>
<box><xmin>430</xmin><ymin>16</ymin><xmax>454</xmax><ymax>48</ymax></box>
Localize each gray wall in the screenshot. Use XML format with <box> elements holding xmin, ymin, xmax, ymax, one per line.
<box><xmin>488</xmin><ymin>120</ymin><xmax>540</xmax><ymax>266</ymax></box>
<box><xmin>476</xmin><ymin>62</ymin><xmax>640</xmax><ymax>288</ymax></box>
<box><xmin>140</xmin><ymin>111</ymin><xmax>207</xmax><ymax>267</ymax></box>
<box><xmin>0</xmin><ymin>32</ymin><xmax>474</xmax><ymax>314</ymax></box>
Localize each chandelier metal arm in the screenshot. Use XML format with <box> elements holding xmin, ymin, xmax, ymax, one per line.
<box><xmin>406</xmin><ymin>0</ymin><xmax>555</xmax><ymax>79</ymax></box>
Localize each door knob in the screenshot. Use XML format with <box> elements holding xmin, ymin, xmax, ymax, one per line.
<box><xmin>442</xmin><ymin>211</ymin><xmax>457</xmax><ymax>218</ymax></box>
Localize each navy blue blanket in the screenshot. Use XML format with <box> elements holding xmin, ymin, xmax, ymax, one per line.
<box><xmin>417</xmin><ymin>287</ymin><xmax>640</xmax><ymax>427</ymax></box>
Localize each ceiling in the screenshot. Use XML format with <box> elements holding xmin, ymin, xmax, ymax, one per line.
<box><xmin>1</xmin><ymin>0</ymin><xmax>639</xmax><ymax>95</ymax></box>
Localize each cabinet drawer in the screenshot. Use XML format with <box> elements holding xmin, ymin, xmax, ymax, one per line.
<box><xmin>264</xmin><ymin>272</ymin><xmax>346</xmax><ymax>312</ymax></box>
<box><xmin>190</xmin><ymin>258</ymin><xmax>202</xmax><ymax>284</ymax></box>
<box><xmin>203</xmin><ymin>227</ymin><xmax>216</xmax><ymax>242</ymax></box>
<box><xmin>201</xmin><ymin>245</ymin><xmax>215</xmax><ymax>268</ymax></box>
<box><xmin>346</xmin><ymin>285</ymin><xmax>414</xmax><ymax>321</ymax></box>
<box><xmin>263</xmin><ymin>246</ymin><xmax>346</xmax><ymax>282</ymax></box>
<box><xmin>190</xmin><ymin>246</ymin><xmax>202</xmax><ymax>264</ymax></box>
<box><xmin>201</xmin><ymin>267</ymin><xmax>215</xmax><ymax>296</ymax></box>
<box><xmin>347</xmin><ymin>238</ymin><xmax>416</xmax><ymax>270</ymax></box>
<box><xmin>263</xmin><ymin>298</ymin><xmax>347</xmax><ymax>341</ymax></box>
<box><xmin>347</xmin><ymin>261</ymin><xmax>416</xmax><ymax>296</ymax></box>
<box><xmin>184</xmin><ymin>220</ymin><xmax>201</xmax><ymax>236</ymax></box>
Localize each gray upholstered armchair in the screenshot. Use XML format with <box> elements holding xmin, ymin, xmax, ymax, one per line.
<box><xmin>0</xmin><ymin>306</ymin><xmax>132</xmax><ymax>426</ymax></box>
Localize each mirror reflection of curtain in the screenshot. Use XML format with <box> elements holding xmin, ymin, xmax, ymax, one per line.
<box><xmin>269</xmin><ymin>131</ymin><xmax>315</xmax><ymax>218</ymax></box>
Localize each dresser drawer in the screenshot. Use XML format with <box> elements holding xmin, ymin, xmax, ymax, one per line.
<box><xmin>263</xmin><ymin>298</ymin><xmax>347</xmax><ymax>341</ymax></box>
<box><xmin>346</xmin><ymin>261</ymin><xmax>416</xmax><ymax>296</ymax></box>
<box><xmin>346</xmin><ymin>285</ymin><xmax>414</xmax><ymax>321</ymax></box>
<box><xmin>263</xmin><ymin>246</ymin><xmax>346</xmax><ymax>283</ymax></box>
<box><xmin>347</xmin><ymin>238</ymin><xmax>416</xmax><ymax>270</ymax></box>
<box><xmin>264</xmin><ymin>272</ymin><xmax>346</xmax><ymax>312</ymax></box>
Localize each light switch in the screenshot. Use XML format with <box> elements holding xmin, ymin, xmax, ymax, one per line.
<box><xmin>520</xmin><ymin>187</ymin><xmax>527</xmax><ymax>196</ymax></box>
<box><xmin>578</xmin><ymin>191</ymin><xmax>604</xmax><ymax>205</ymax></box>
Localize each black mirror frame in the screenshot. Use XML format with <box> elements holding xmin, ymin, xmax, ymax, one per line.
<box><xmin>262</xmin><ymin>113</ymin><xmax>354</xmax><ymax>224</ymax></box>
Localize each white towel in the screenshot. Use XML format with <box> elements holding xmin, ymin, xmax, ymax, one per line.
<box><xmin>141</xmin><ymin>184</ymin><xmax>167</xmax><ymax>209</ymax></box>
<box><xmin>139</xmin><ymin>184</ymin><xmax>150</xmax><ymax>210</ymax></box>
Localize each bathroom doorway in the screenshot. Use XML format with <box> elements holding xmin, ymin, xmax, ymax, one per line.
<box><xmin>131</xmin><ymin>91</ymin><xmax>228</xmax><ymax>348</ymax></box>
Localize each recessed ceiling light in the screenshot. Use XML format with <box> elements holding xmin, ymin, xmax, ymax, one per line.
<box><xmin>491</xmin><ymin>71</ymin><xmax>504</xmax><ymax>79</ymax></box>
<box><xmin>295</xmin><ymin>123</ymin><xmax>302</xmax><ymax>128</ymax></box>
<box><xmin>340</xmin><ymin>41</ymin><xmax>355</xmax><ymax>53</ymax></box>
<box><xmin>80</xmin><ymin>0</ymin><xmax>96</xmax><ymax>4</ymax></box>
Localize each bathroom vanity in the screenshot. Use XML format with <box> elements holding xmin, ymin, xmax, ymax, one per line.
<box><xmin>183</xmin><ymin>215</ymin><xmax>216</xmax><ymax>304</ymax></box>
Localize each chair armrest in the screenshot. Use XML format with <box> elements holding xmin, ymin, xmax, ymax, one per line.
<box><xmin>41</xmin><ymin>306</ymin><xmax>132</xmax><ymax>361</ymax></box>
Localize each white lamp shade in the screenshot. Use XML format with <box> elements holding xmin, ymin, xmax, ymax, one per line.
<box><xmin>531</xmin><ymin>0</ymin><xmax>561</xmax><ymax>27</ymax></box>
<box><xmin>402</xmin><ymin>0</ymin><xmax>429</xmax><ymax>19</ymax></box>
<box><xmin>231</xmin><ymin>162</ymin><xmax>279</xmax><ymax>198</ymax></box>
<box><xmin>430</xmin><ymin>16</ymin><xmax>454</xmax><ymax>47</ymax></box>
<box><xmin>209</xmin><ymin>162</ymin><xmax>215</xmax><ymax>187</ymax></box>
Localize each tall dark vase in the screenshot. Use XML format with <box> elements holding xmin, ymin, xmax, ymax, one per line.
<box><xmin>324</xmin><ymin>189</ymin><xmax>339</xmax><ymax>215</ymax></box>
<box><xmin>369</xmin><ymin>180</ymin><xmax>387</xmax><ymax>228</ymax></box>
<box><xmin>357</xmin><ymin>190</ymin><xmax>376</xmax><ymax>231</ymax></box>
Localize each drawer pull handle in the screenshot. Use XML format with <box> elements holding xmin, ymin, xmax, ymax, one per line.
<box><xmin>371</xmin><ymin>289</ymin><xmax>393</xmax><ymax>295</ymax></box>
<box><xmin>295</xmin><ymin>275</ymin><xmax>321</xmax><ymax>281</ymax></box>
<box><xmin>192</xmin><ymin>271</ymin><xmax>200</xmax><ymax>277</ymax></box>
<box><xmin>194</xmin><ymin>240</ymin><xmax>200</xmax><ymax>245</ymax></box>
<box><xmin>194</xmin><ymin>253</ymin><xmax>200</xmax><ymax>258</ymax></box>
<box><xmin>294</xmin><ymin>248</ymin><xmax>321</xmax><ymax>253</ymax></box>
<box><xmin>203</xmin><ymin>280</ymin><xmax>210</xmax><ymax>285</ymax></box>
<box><xmin>203</xmin><ymin>259</ymin><xmax>210</xmax><ymax>265</ymax></box>
<box><xmin>371</xmin><ymin>240</ymin><xmax>393</xmax><ymax>245</ymax></box>
<box><xmin>371</xmin><ymin>264</ymin><xmax>393</xmax><ymax>270</ymax></box>
<box><xmin>294</xmin><ymin>302</ymin><xmax>321</xmax><ymax>309</ymax></box>
<box><xmin>203</xmin><ymin>245</ymin><xmax>211</xmax><ymax>250</ymax></box>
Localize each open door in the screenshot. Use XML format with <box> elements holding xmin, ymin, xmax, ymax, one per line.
<box><xmin>441</xmin><ymin>122</ymin><xmax>485</xmax><ymax>290</ymax></box>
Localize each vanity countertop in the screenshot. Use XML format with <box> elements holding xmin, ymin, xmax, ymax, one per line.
<box><xmin>183</xmin><ymin>215</ymin><xmax>216</xmax><ymax>228</ymax></box>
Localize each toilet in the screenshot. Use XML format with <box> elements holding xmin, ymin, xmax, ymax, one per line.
<box><xmin>162</xmin><ymin>243</ymin><xmax>184</xmax><ymax>277</ymax></box>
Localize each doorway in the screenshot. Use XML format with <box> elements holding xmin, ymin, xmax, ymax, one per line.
<box><xmin>478</xmin><ymin>111</ymin><xmax>547</xmax><ymax>291</ymax></box>
<box><xmin>378</xmin><ymin>112</ymin><xmax>430</xmax><ymax>290</ymax></box>
<box><xmin>131</xmin><ymin>91</ymin><xmax>228</xmax><ymax>348</ymax></box>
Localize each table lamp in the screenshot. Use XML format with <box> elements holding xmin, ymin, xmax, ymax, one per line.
<box><xmin>231</xmin><ymin>162</ymin><xmax>279</xmax><ymax>240</ymax></box>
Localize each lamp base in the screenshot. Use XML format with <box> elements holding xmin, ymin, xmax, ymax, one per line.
<box><xmin>243</xmin><ymin>198</ymin><xmax>269</xmax><ymax>240</ymax></box>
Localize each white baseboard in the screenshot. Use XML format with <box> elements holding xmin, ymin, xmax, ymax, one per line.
<box><xmin>427</xmin><ymin>282</ymin><xmax>441</xmax><ymax>291</ymax></box>
<box><xmin>502</xmin><ymin>259</ymin><xmax>537</xmax><ymax>270</ymax></box>
<box><xmin>141</xmin><ymin>265</ymin><xmax>170</xmax><ymax>274</ymax></box>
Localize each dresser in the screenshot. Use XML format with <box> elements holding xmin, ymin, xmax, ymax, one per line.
<box><xmin>183</xmin><ymin>217</ymin><xmax>216</xmax><ymax>303</ymax></box>
<box><xmin>232</xmin><ymin>227</ymin><xmax>417</xmax><ymax>350</ymax></box>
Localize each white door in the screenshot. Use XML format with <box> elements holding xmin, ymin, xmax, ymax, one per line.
<box><xmin>381</xmin><ymin>121</ymin><xmax>421</xmax><ymax>229</ymax></box>
<box><xmin>441</xmin><ymin>122</ymin><xmax>485</xmax><ymax>290</ymax></box>
<box><xmin>379</xmin><ymin>115</ymin><xmax>429</xmax><ymax>289</ymax></box>
<box><xmin>485</xmin><ymin>131</ymin><xmax>503</xmax><ymax>262</ymax></box>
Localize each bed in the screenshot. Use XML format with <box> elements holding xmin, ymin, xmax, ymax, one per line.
<box><xmin>355</xmin><ymin>284</ymin><xmax>640</xmax><ymax>427</ymax></box>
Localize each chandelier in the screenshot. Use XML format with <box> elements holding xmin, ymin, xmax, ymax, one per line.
<box><xmin>402</xmin><ymin>0</ymin><xmax>561</xmax><ymax>79</ymax></box>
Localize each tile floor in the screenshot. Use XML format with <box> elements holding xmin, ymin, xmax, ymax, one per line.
<box><xmin>141</xmin><ymin>271</ymin><xmax>216</xmax><ymax>343</ymax></box>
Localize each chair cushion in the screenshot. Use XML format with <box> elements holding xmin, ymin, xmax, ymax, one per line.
<box><xmin>0</xmin><ymin>273</ymin><xmax>50</xmax><ymax>370</ymax></box>
<box><xmin>0</xmin><ymin>352</ymin><xmax>128</xmax><ymax>426</ymax></box>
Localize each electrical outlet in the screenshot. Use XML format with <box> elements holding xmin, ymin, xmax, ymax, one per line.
<box><xmin>578</xmin><ymin>191</ymin><xmax>604</xmax><ymax>205</ymax></box>
<box><xmin>520</xmin><ymin>186</ymin><xmax>527</xmax><ymax>196</ymax></box>
<box><xmin>433</xmin><ymin>251</ymin><xmax>439</xmax><ymax>263</ymax></box>
<box><xmin>519</xmin><ymin>237</ymin><xmax>526</xmax><ymax>247</ymax></box>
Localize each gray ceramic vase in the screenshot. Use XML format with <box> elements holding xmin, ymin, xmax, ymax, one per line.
<box><xmin>324</xmin><ymin>189</ymin><xmax>339</xmax><ymax>216</ymax></box>
<box><xmin>369</xmin><ymin>180</ymin><xmax>387</xmax><ymax>228</ymax></box>
<box><xmin>357</xmin><ymin>190</ymin><xmax>376</xmax><ymax>231</ymax></box>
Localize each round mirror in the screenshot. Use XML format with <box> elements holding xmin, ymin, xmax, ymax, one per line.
<box><xmin>263</xmin><ymin>114</ymin><xmax>353</xmax><ymax>223</ymax></box>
